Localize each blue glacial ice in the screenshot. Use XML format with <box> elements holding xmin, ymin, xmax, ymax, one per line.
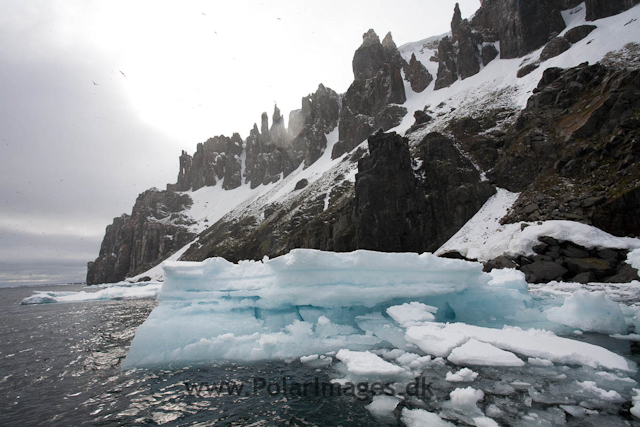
<box><xmin>122</xmin><ymin>249</ymin><xmax>634</xmax><ymax>373</ymax></box>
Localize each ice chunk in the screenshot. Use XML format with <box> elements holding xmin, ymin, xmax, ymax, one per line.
<box><xmin>628</xmin><ymin>248</ymin><xmax>640</xmax><ymax>271</ymax></box>
<box><xmin>595</xmin><ymin>371</ymin><xmax>636</xmax><ymax>383</ymax></box>
<box><xmin>559</xmin><ymin>405</ymin><xmax>598</xmax><ymax>417</ymax></box>
<box><xmin>335</xmin><ymin>349</ymin><xmax>406</xmax><ymax>376</ymax></box>
<box><xmin>404</xmin><ymin>323</ymin><xmax>467</xmax><ymax>357</ymax></box>
<box><xmin>576</xmin><ymin>381</ymin><xmax>624</xmax><ymax>402</ymax></box>
<box><xmin>631</xmin><ymin>389</ymin><xmax>640</xmax><ymax>418</ymax></box>
<box><xmin>528</xmin><ymin>357</ymin><xmax>554</xmax><ymax>367</ymax></box>
<box><xmin>395</xmin><ymin>352</ymin><xmax>420</xmax><ymax>365</ymax></box>
<box><xmin>545</xmin><ymin>290</ymin><xmax>627</xmax><ymax>335</ymax></box>
<box><xmin>448</xmin><ymin>339</ymin><xmax>525</xmax><ymax>367</ymax></box>
<box><xmin>408</xmin><ymin>356</ymin><xmax>437</xmax><ymax>370</ymax></box>
<box><xmin>300</xmin><ymin>354</ymin><xmax>318</xmax><ymax>363</ymax></box>
<box><xmin>440</xmin><ymin>323</ymin><xmax>632</xmax><ymax>371</ymax></box>
<box><xmin>365</xmin><ymin>395</ymin><xmax>400</xmax><ymax>422</ymax></box>
<box><xmin>387</xmin><ymin>302</ymin><xmax>437</xmax><ymax>326</ymax></box>
<box><xmin>473</xmin><ymin>417</ymin><xmax>499</xmax><ymax>427</ymax></box>
<box><xmin>401</xmin><ymin>408</ymin><xmax>456</xmax><ymax>427</ymax></box>
<box><xmin>485</xmin><ymin>404</ymin><xmax>504</xmax><ymax>418</ymax></box>
<box><xmin>449</xmin><ymin>387</ymin><xmax>485</xmax><ymax>415</ymax></box>
<box><xmin>487</xmin><ymin>268</ymin><xmax>527</xmax><ymax>291</ymax></box>
<box><xmin>446</xmin><ymin>368</ymin><xmax>479</xmax><ymax>382</ymax></box>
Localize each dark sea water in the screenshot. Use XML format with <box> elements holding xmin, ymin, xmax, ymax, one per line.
<box><xmin>0</xmin><ymin>285</ymin><xmax>380</xmax><ymax>426</ymax></box>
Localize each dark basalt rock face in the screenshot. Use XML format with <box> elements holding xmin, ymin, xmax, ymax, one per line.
<box><xmin>434</xmin><ymin>37</ymin><xmax>459</xmax><ymax>90</ymax></box>
<box><xmin>332</xmin><ymin>30</ymin><xmax>408</xmax><ymax>159</ymax></box>
<box><xmin>183</xmin><ymin>130</ymin><xmax>495</xmax><ymax>264</ymax></box>
<box><xmin>404</xmin><ymin>53</ymin><xmax>433</xmax><ymax>93</ymax></box>
<box><xmin>244</xmin><ymin>106</ymin><xmax>297</xmax><ymax>189</ymax></box>
<box><xmin>585</xmin><ymin>0</ymin><xmax>640</xmax><ymax>21</ymax></box>
<box><xmin>170</xmin><ymin>84</ymin><xmax>341</xmax><ymax>193</ymax></box>
<box><xmin>355</xmin><ymin>131</ymin><xmax>496</xmax><ymax>252</ymax></box>
<box><xmin>456</xmin><ymin>20</ymin><xmax>482</xmax><ymax>80</ymax></box>
<box><xmin>592</xmin><ymin>187</ymin><xmax>640</xmax><ymax>237</ymax></box>
<box><xmin>86</xmin><ymin>189</ymin><xmax>196</xmax><ymax>285</ymax></box>
<box><xmin>289</xmin><ymin>84</ymin><xmax>341</xmax><ymax>167</ymax></box>
<box><xmin>486</xmin><ymin>62</ymin><xmax>640</xmax><ymax>237</ymax></box>
<box><xmin>432</xmin><ymin>0</ymin><xmax>570</xmax><ymax>88</ymax></box>
<box><xmin>170</xmin><ymin>133</ymin><xmax>244</xmax><ymax>192</ymax></box>
<box><xmin>471</xmin><ymin>0</ymin><xmax>566</xmax><ymax>59</ymax></box>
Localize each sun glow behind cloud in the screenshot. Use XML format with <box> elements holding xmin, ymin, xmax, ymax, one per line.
<box><xmin>30</xmin><ymin>0</ymin><xmax>481</xmax><ymax>146</ymax></box>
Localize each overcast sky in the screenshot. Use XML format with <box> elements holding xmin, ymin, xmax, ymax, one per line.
<box><xmin>0</xmin><ymin>0</ymin><xmax>480</xmax><ymax>287</ymax></box>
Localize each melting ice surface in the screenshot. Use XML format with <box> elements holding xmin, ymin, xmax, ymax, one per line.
<box><xmin>123</xmin><ymin>249</ymin><xmax>640</xmax><ymax>425</ymax></box>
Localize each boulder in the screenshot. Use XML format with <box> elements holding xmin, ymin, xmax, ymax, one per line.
<box><xmin>294</xmin><ymin>179</ymin><xmax>309</xmax><ymax>190</ymax></box>
<box><xmin>572</xmin><ymin>272</ymin><xmax>596</xmax><ymax>284</ymax></box>
<box><xmin>521</xmin><ymin>261</ymin><xmax>569</xmax><ymax>283</ymax></box>
<box><xmin>562</xmin><ymin>243</ymin><xmax>590</xmax><ymax>258</ymax></box>
<box><xmin>483</xmin><ymin>255</ymin><xmax>518</xmax><ymax>272</ymax></box>
<box><xmin>605</xmin><ymin>264</ymin><xmax>640</xmax><ymax>283</ymax></box>
<box><xmin>564</xmin><ymin>258</ymin><xmax>613</xmax><ymax>277</ymax></box>
<box><xmin>540</xmin><ymin>37</ymin><xmax>572</xmax><ymax>61</ymax></box>
<box><xmin>563</xmin><ymin>25</ymin><xmax>597</xmax><ymax>44</ymax></box>
<box><xmin>517</xmin><ymin>63</ymin><xmax>540</xmax><ymax>78</ymax></box>
<box><xmin>481</xmin><ymin>44</ymin><xmax>499</xmax><ymax>66</ymax></box>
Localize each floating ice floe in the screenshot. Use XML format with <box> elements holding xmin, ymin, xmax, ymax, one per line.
<box><xmin>445</xmin><ymin>367</ymin><xmax>479</xmax><ymax>382</ymax></box>
<box><xmin>21</xmin><ymin>282</ymin><xmax>161</xmax><ymax>305</ymax></box>
<box><xmin>401</xmin><ymin>408</ymin><xmax>455</xmax><ymax>427</ymax></box>
<box><xmin>448</xmin><ymin>339</ymin><xmax>525</xmax><ymax>367</ymax></box>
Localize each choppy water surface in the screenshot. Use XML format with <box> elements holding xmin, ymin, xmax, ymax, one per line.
<box><xmin>0</xmin><ymin>285</ymin><xmax>377</xmax><ymax>426</ymax></box>
<box><xmin>3</xmin><ymin>285</ymin><xmax>640</xmax><ymax>426</ymax></box>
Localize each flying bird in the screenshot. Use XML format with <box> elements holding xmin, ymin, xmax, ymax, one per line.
<box><xmin>119</xmin><ymin>70</ymin><xmax>126</xmax><ymax>77</ymax></box>
<box><xmin>92</xmin><ymin>81</ymin><xmax>98</xmax><ymax>85</ymax></box>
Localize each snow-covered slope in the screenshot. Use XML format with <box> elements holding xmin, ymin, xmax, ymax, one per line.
<box><xmin>395</xmin><ymin>2</ymin><xmax>640</xmax><ymax>142</ymax></box>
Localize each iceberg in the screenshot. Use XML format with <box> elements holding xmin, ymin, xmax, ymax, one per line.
<box><xmin>123</xmin><ymin>249</ymin><xmax>493</xmax><ymax>368</ymax></box>
<box><xmin>123</xmin><ymin>249</ymin><xmax>634</xmax><ymax>373</ymax></box>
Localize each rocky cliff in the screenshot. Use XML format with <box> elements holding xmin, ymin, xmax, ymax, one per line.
<box><xmin>87</xmin><ymin>189</ymin><xmax>195</xmax><ymax>284</ymax></box>
<box><xmin>429</xmin><ymin>0</ymin><xmax>637</xmax><ymax>90</ymax></box>
<box><xmin>332</xmin><ymin>30</ymin><xmax>432</xmax><ymax>158</ymax></box>
<box><xmin>88</xmin><ymin>1</ymin><xmax>640</xmax><ymax>285</ymax></box>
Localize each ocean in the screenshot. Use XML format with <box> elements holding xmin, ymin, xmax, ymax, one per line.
<box><xmin>0</xmin><ymin>285</ymin><xmax>379</xmax><ymax>426</ymax></box>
